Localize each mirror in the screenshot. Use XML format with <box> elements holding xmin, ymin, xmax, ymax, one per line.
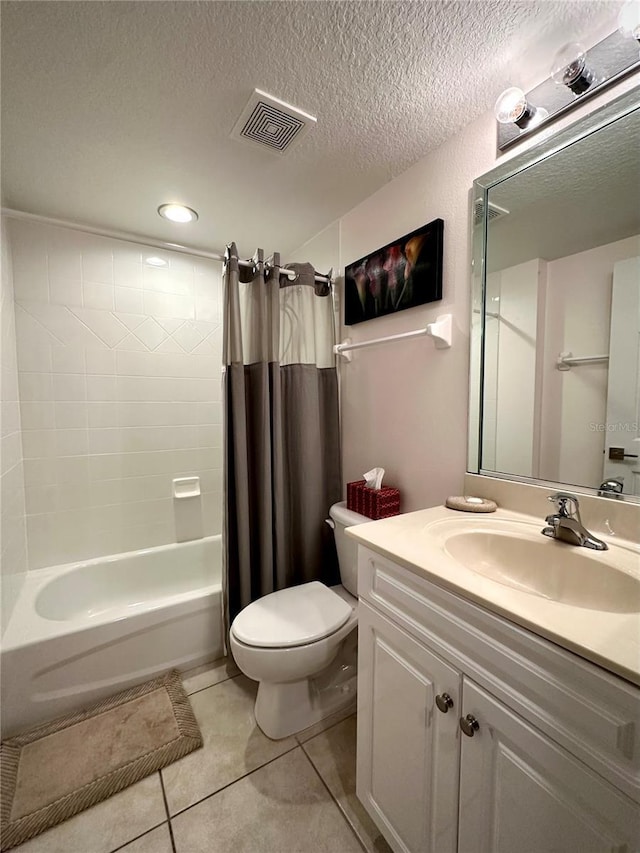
<box><xmin>470</xmin><ymin>89</ymin><xmax>640</xmax><ymax>502</ymax></box>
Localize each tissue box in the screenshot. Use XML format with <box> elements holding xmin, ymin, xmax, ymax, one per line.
<box><xmin>347</xmin><ymin>480</ymin><xmax>400</xmax><ymax>520</ymax></box>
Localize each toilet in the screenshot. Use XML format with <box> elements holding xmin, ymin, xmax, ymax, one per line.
<box><xmin>229</xmin><ymin>501</ymin><xmax>369</xmax><ymax>739</ymax></box>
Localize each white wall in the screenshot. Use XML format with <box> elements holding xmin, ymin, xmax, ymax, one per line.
<box><xmin>7</xmin><ymin>218</ymin><xmax>223</xmax><ymax>569</ymax></box>
<box><xmin>485</xmin><ymin>260</ymin><xmax>546</xmax><ymax>478</ymax></box>
<box><xmin>1</xmin><ymin>219</ymin><xmax>29</xmax><ymax>631</ymax></box>
<box><xmin>540</xmin><ymin>233</ymin><xmax>640</xmax><ymax>488</ymax></box>
<box><xmin>291</xmin><ymin>77</ymin><xmax>640</xmax><ymax>513</ymax></box>
<box><xmin>293</xmin><ymin>111</ymin><xmax>496</xmax><ymax>511</ymax></box>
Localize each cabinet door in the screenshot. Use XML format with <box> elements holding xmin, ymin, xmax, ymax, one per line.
<box><xmin>458</xmin><ymin>678</ymin><xmax>640</xmax><ymax>853</ymax></box>
<box><xmin>357</xmin><ymin>601</ymin><xmax>461</xmax><ymax>853</ymax></box>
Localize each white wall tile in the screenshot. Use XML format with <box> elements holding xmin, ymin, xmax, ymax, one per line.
<box><xmin>56</xmin><ymin>428</ymin><xmax>89</xmax><ymax>456</ymax></box>
<box><xmin>1</xmin><ymin>218</ymin><xmax>28</xmax><ymax>628</ymax></box>
<box><xmin>12</xmin><ymin>252</ymin><xmax>49</xmax><ymax>302</ymax></box>
<box><xmin>22</xmin><ymin>429</ymin><xmax>56</xmax><ymax>459</ymax></box>
<box><xmin>55</xmin><ymin>456</ymin><xmax>90</xmax><ymax>484</ymax></box>
<box><xmin>143</xmin><ymin>291</ymin><xmax>194</xmax><ymax>320</ymax></box>
<box><xmin>52</xmin><ymin>345</ymin><xmax>85</xmax><ymax>374</ymax></box>
<box><xmin>49</xmin><ymin>277</ymin><xmax>83</xmax><ymax>307</ymax></box>
<box><xmin>53</xmin><ymin>374</ymin><xmax>87</xmax><ymax>400</ymax></box>
<box><xmin>25</xmin><ymin>483</ymin><xmax>58</xmax><ymax>515</ymax></box>
<box><xmin>113</xmin><ymin>259</ymin><xmax>144</xmax><ymax>288</ymax></box>
<box><xmin>82</xmin><ymin>241</ymin><xmax>114</xmax><ymax>284</ymax></box>
<box><xmin>117</xmin><ymin>334</ymin><xmax>147</xmax><ymax>351</ymax></box>
<box><xmin>71</xmin><ymin>307</ymin><xmax>128</xmax><ymax>347</ymax></box>
<box><xmin>57</xmin><ymin>483</ymin><xmax>92</xmax><ymax>512</ymax></box>
<box><xmin>9</xmin><ymin>218</ymin><xmax>223</xmax><ymax>569</ymax></box>
<box><xmin>19</xmin><ymin>373</ymin><xmax>54</xmax><ymax>401</ymax></box>
<box><xmin>55</xmin><ymin>401</ymin><xmax>88</xmax><ymax>429</ymax></box>
<box><xmin>88</xmin><ymin>402</ymin><xmax>119</xmax><ymax>428</ymax></box>
<box><xmin>23</xmin><ymin>457</ymin><xmax>57</xmax><ymax>487</ymax></box>
<box><xmin>20</xmin><ymin>401</ymin><xmax>55</xmax><ymax>430</ymax></box>
<box><xmin>16</xmin><ymin>341</ymin><xmax>52</xmax><ymax>373</ymax></box>
<box><xmin>83</xmin><ymin>281</ymin><xmax>114</xmax><ymax>311</ymax></box>
<box><xmin>115</xmin><ymin>287</ymin><xmax>144</xmax><ymax>314</ymax></box>
<box><xmin>85</xmin><ymin>348</ymin><xmax>116</xmax><ymax>375</ymax></box>
<box><xmin>48</xmin><ymin>249</ymin><xmax>82</xmax><ymax>282</ymax></box>
<box><xmin>89</xmin><ymin>479</ymin><xmax>123</xmax><ymax>506</ymax></box>
<box><xmin>132</xmin><ymin>318</ymin><xmax>166</xmax><ymax>350</ymax></box>
<box><xmin>87</xmin><ymin>376</ymin><xmax>117</xmax><ymax>401</ymax></box>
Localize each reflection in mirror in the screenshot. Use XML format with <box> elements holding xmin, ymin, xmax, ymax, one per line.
<box><xmin>470</xmin><ymin>91</ymin><xmax>640</xmax><ymax>502</ymax></box>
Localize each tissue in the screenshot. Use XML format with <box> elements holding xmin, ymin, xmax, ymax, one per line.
<box><xmin>363</xmin><ymin>467</ymin><xmax>385</xmax><ymax>490</ymax></box>
<box><xmin>346</xmin><ymin>470</ymin><xmax>400</xmax><ymax>520</ymax></box>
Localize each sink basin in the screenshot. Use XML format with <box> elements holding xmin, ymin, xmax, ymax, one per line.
<box><xmin>441</xmin><ymin>528</ymin><xmax>640</xmax><ymax>614</ymax></box>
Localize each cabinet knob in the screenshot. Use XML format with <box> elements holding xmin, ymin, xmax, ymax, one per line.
<box><xmin>435</xmin><ymin>693</ymin><xmax>454</xmax><ymax>713</ymax></box>
<box><xmin>460</xmin><ymin>714</ymin><xmax>480</xmax><ymax>737</ymax></box>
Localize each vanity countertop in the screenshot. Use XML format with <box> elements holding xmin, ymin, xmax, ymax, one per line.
<box><xmin>347</xmin><ymin>505</ymin><xmax>640</xmax><ymax>687</ymax></box>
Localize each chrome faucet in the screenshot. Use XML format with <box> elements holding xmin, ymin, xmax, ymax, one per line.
<box><xmin>542</xmin><ymin>492</ymin><xmax>608</xmax><ymax>551</ymax></box>
<box><xmin>598</xmin><ymin>478</ymin><xmax>624</xmax><ymax>499</ymax></box>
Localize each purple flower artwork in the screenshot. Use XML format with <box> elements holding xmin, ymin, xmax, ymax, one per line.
<box><xmin>344</xmin><ymin>219</ymin><xmax>443</xmax><ymax>325</ymax></box>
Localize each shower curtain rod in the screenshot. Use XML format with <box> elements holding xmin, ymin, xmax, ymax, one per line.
<box><xmin>228</xmin><ymin>252</ymin><xmax>332</xmax><ymax>285</ymax></box>
<box><xmin>1</xmin><ymin>208</ymin><xmax>333</xmax><ymax>285</ymax></box>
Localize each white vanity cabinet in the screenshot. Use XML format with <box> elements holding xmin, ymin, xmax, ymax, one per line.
<box><xmin>356</xmin><ymin>547</ymin><xmax>640</xmax><ymax>853</ymax></box>
<box><xmin>357</xmin><ymin>601</ymin><xmax>461</xmax><ymax>853</ymax></box>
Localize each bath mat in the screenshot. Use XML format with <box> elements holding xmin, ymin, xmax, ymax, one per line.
<box><xmin>0</xmin><ymin>670</ymin><xmax>202</xmax><ymax>851</ymax></box>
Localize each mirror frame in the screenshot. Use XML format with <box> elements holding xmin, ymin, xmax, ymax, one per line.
<box><xmin>468</xmin><ymin>86</ymin><xmax>640</xmax><ymax>503</ymax></box>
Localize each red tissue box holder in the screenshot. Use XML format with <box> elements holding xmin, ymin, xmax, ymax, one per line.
<box><xmin>346</xmin><ymin>480</ymin><xmax>400</xmax><ymax>520</ymax></box>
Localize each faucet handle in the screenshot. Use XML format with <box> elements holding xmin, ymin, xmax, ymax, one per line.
<box><xmin>548</xmin><ymin>492</ymin><xmax>580</xmax><ymax>519</ymax></box>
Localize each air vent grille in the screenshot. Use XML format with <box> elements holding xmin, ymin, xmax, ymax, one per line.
<box><xmin>231</xmin><ymin>89</ymin><xmax>316</xmax><ymax>154</ymax></box>
<box><xmin>473</xmin><ymin>198</ymin><xmax>509</xmax><ymax>227</ymax></box>
<box><xmin>242</xmin><ymin>102</ymin><xmax>305</xmax><ymax>151</ymax></box>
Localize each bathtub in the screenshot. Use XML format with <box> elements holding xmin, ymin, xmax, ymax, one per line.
<box><xmin>1</xmin><ymin>536</ymin><xmax>223</xmax><ymax>737</ymax></box>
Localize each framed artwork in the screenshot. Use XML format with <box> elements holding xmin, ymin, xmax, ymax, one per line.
<box><xmin>344</xmin><ymin>218</ymin><xmax>444</xmax><ymax>325</ymax></box>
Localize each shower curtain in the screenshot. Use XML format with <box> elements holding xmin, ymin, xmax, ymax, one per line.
<box><xmin>223</xmin><ymin>244</ymin><xmax>341</xmax><ymax>622</ymax></box>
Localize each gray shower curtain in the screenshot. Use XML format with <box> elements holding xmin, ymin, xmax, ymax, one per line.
<box><xmin>223</xmin><ymin>244</ymin><xmax>341</xmax><ymax>622</ymax></box>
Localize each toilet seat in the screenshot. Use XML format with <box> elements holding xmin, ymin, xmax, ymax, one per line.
<box><xmin>231</xmin><ymin>581</ymin><xmax>352</xmax><ymax>649</ymax></box>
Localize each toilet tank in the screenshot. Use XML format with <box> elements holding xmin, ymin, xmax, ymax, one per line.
<box><xmin>329</xmin><ymin>501</ymin><xmax>371</xmax><ymax>597</ymax></box>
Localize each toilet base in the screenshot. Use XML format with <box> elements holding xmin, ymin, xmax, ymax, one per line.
<box><xmin>254</xmin><ymin>632</ymin><xmax>358</xmax><ymax>739</ymax></box>
<box><xmin>255</xmin><ymin>672</ymin><xmax>356</xmax><ymax>740</ymax></box>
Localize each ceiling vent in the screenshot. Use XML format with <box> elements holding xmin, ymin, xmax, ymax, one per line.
<box><xmin>230</xmin><ymin>89</ymin><xmax>317</xmax><ymax>154</ymax></box>
<box><xmin>473</xmin><ymin>198</ymin><xmax>509</xmax><ymax>227</ymax></box>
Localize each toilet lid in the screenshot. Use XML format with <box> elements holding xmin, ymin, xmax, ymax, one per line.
<box><xmin>232</xmin><ymin>581</ymin><xmax>352</xmax><ymax>648</ymax></box>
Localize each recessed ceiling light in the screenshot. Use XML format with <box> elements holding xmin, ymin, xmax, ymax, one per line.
<box><xmin>146</xmin><ymin>256</ymin><xmax>168</xmax><ymax>267</ymax></box>
<box><xmin>157</xmin><ymin>203</ymin><xmax>198</xmax><ymax>223</ymax></box>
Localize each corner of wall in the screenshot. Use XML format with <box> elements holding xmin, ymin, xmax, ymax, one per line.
<box><xmin>1</xmin><ymin>217</ymin><xmax>29</xmax><ymax>634</ymax></box>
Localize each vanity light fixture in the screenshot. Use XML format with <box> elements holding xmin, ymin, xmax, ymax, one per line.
<box><xmin>618</xmin><ymin>1</ymin><xmax>640</xmax><ymax>43</ymax></box>
<box><xmin>494</xmin><ymin>87</ymin><xmax>547</xmax><ymax>130</ymax></box>
<box><xmin>157</xmin><ymin>203</ymin><xmax>199</xmax><ymax>223</ymax></box>
<box><xmin>550</xmin><ymin>43</ymin><xmax>596</xmax><ymax>94</ymax></box>
<box><xmin>494</xmin><ymin>87</ymin><xmax>536</xmax><ymax>129</ymax></box>
<box><xmin>496</xmin><ymin>25</ymin><xmax>640</xmax><ymax>152</ymax></box>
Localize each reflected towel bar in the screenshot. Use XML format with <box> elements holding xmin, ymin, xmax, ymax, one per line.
<box><xmin>334</xmin><ymin>314</ymin><xmax>452</xmax><ymax>362</ymax></box>
<box><xmin>557</xmin><ymin>351</ymin><xmax>609</xmax><ymax>371</ymax></box>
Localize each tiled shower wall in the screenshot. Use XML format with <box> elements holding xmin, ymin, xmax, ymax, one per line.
<box><xmin>1</xmin><ymin>219</ymin><xmax>28</xmax><ymax>627</ymax></box>
<box><xmin>7</xmin><ymin>218</ymin><xmax>223</xmax><ymax>569</ymax></box>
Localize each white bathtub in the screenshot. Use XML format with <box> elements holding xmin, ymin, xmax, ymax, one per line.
<box><xmin>1</xmin><ymin>536</ymin><xmax>223</xmax><ymax>737</ymax></box>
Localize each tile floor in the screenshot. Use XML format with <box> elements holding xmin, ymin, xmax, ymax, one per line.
<box><xmin>12</xmin><ymin>659</ymin><xmax>392</xmax><ymax>853</ymax></box>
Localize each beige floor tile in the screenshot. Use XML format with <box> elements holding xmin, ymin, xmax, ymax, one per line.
<box><xmin>115</xmin><ymin>823</ymin><xmax>173</xmax><ymax>853</ymax></box>
<box><xmin>181</xmin><ymin>657</ymin><xmax>239</xmax><ymax>695</ymax></box>
<box><xmin>161</xmin><ymin>674</ymin><xmax>296</xmax><ymax>815</ymax></box>
<box><xmin>295</xmin><ymin>701</ymin><xmax>357</xmax><ymax>744</ymax></box>
<box><xmin>10</xmin><ymin>774</ymin><xmax>166</xmax><ymax>853</ymax></box>
<box><xmin>171</xmin><ymin>747</ymin><xmax>363</xmax><ymax>853</ymax></box>
<box><xmin>303</xmin><ymin>716</ymin><xmax>393</xmax><ymax>853</ymax></box>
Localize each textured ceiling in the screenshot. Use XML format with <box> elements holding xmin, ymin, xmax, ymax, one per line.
<box><xmin>1</xmin><ymin>0</ymin><xmax>621</xmax><ymax>258</ymax></box>
<box><xmin>486</xmin><ymin>106</ymin><xmax>640</xmax><ymax>270</ymax></box>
